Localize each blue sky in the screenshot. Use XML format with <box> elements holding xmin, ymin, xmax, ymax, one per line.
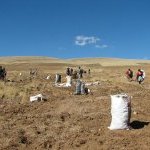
<box><xmin>0</xmin><ymin>0</ymin><xmax>150</xmax><ymax>59</ymax></box>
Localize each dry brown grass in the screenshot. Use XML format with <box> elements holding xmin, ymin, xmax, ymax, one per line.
<box><xmin>0</xmin><ymin>57</ymin><xmax>150</xmax><ymax>150</ymax></box>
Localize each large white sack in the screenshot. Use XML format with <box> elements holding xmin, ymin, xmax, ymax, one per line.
<box><xmin>108</xmin><ymin>94</ymin><xmax>131</xmax><ymax>130</ymax></box>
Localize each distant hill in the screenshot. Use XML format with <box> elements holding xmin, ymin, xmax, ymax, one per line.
<box><xmin>0</xmin><ymin>56</ymin><xmax>150</xmax><ymax>66</ymax></box>
<box><xmin>67</xmin><ymin>57</ymin><xmax>150</xmax><ymax>66</ymax></box>
<box><xmin>0</xmin><ymin>56</ymin><xmax>65</xmax><ymax>64</ymax></box>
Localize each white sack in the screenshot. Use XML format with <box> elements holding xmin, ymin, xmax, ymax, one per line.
<box><xmin>55</xmin><ymin>74</ymin><xmax>61</xmax><ymax>83</ymax></box>
<box><xmin>108</xmin><ymin>94</ymin><xmax>131</xmax><ymax>130</ymax></box>
<box><xmin>46</xmin><ymin>76</ymin><xmax>50</xmax><ymax>80</ymax></box>
<box><xmin>66</xmin><ymin>76</ymin><xmax>72</xmax><ymax>87</ymax></box>
<box><xmin>55</xmin><ymin>83</ymin><xmax>71</xmax><ymax>87</ymax></box>
<box><xmin>141</xmin><ymin>70</ymin><xmax>145</xmax><ymax>78</ymax></box>
<box><xmin>85</xmin><ymin>81</ymin><xmax>100</xmax><ymax>86</ymax></box>
<box><xmin>30</xmin><ymin>94</ymin><xmax>43</xmax><ymax>102</ymax></box>
<box><xmin>55</xmin><ymin>76</ymin><xmax>72</xmax><ymax>87</ymax></box>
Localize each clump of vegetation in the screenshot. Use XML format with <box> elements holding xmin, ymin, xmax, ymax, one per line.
<box><xmin>18</xmin><ymin>129</ymin><xmax>28</xmax><ymax>144</ymax></box>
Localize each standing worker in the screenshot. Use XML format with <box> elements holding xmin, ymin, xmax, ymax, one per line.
<box><xmin>78</xmin><ymin>66</ymin><xmax>83</xmax><ymax>78</ymax></box>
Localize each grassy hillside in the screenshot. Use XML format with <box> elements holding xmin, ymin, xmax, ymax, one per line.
<box><xmin>0</xmin><ymin>56</ymin><xmax>150</xmax><ymax>150</ymax></box>
<box><xmin>1</xmin><ymin>56</ymin><xmax>150</xmax><ymax>66</ymax></box>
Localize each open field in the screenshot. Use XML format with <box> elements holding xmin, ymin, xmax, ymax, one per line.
<box><xmin>0</xmin><ymin>57</ymin><xmax>150</xmax><ymax>150</ymax></box>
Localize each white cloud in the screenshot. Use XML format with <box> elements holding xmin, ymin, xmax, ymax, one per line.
<box><xmin>95</xmin><ymin>44</ymin><xmax>108</xmax><ymax>48</ymax></box>
<box><xmin>75</xmin><ymin>35</ymin><xmax>100</xmax><ymax>46</ymax></box>
<box><xmin>75</xmin><ymin>35</ymin><xmax>108</xmax><ymax>49</ymax></box>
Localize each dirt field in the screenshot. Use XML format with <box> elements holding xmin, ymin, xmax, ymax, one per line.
<box><xmin>0</xmin><ymin>57</ymin><xmax>150</xmax><ymax>150</ymax></box>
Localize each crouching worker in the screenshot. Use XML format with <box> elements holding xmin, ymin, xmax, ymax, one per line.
<box><xmin>74</xmin><ymin>79</ymin><xmax>89</xmax><ymax>95</ymax></box>
<box><xmin>136</xmin><ymin>69</ymin><xmax>145</xmax><ymax>84</ymax></box>
<box><xmin>126</xmin><ymin>68</ymin><xmax>133</xmax><ymax>81</ymax></box>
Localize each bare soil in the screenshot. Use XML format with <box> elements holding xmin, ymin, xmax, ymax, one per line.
<box><xmin>0</xmin><ymin>58</ymin><xmax>150</xmax><ymax>150</ymax></box>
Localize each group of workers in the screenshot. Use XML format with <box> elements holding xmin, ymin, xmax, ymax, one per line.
<box><xmin>0</xmin><ymin>64</ymin><xmax>146</xmax><ymax>85</ymax></box>
<box><xmin>66</xmin><ymin>66</ymin><xmax>90</xmax><ymax>79</ymax></box>
<box><xmin>126</xmin><ymin>68</ymin><xmax>145</xmax><ymax>84</ymax></box>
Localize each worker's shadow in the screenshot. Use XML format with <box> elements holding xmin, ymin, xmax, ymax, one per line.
<box><xmin>130</xmin><ymin>120</ymin><xmax>149</xmax><ymax>129</ymax></box>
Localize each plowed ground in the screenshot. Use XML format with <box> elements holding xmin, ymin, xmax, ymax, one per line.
<box><xmin>0</xmin><ymin>62</ymin><xmax>150</xmax><ymax>150</ymax></box>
